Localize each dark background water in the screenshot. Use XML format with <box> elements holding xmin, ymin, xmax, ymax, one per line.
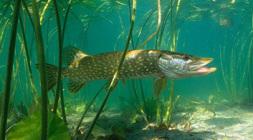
<box><xmin>0</xmin><ymin>0</ymin><xmax>252</xmax><ymax>109</ymax></box>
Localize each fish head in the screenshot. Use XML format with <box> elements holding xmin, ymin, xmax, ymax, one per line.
<box><xmin>158</xmin><ymin>52</ymin><xmax>216</xmax><ymax>79</ymax></box>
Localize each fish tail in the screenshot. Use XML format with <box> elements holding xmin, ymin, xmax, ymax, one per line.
<box><xmin>36</xmin><ymin>64</ymin><xmax>66</xmax><ymax>91</ymax></box>
<box><xmin>45</xmin><ymin>64</ymin><xmax>59</xmax><ymax>91</ymax></box>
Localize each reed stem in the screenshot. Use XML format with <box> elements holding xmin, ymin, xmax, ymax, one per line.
<box><xmin>59</xmin><ymin>0</ymin><xmax>72</xmax><ymax>122</ymax></box>
<box><xmin>52</xmin><ymin>0</ymin><xmax>63</xmax><ymax>114</ymax></box>
<box><xmin>19</xmin><ymin>14</ymin><xmax>38</xmax><ymax>103</ymax></box>
<box><xmin>164</xmin><ymin>0</ymin><xmax>181</xmax><ymax>124</ymax></box>
<box><xmin>84</xmin><ymin>1</ymin><xmax>136</xmax><ymax>139</ymax></box>
<box><xmin>19</xmin><ymin>16</ymin><xmax>32</xmax><ymax>78</ymax></box>
<box><xmin>62</xmin><ymin>0</ymin><xmax>72</xmax><ymax>41</ymax></box>
<box><xmin>74</xmin><ymin>84</ymin><xmax>105</xmax><ymax>135</ymax></box>
<box><xmin>21</xmin><ymin>0</ymin><xmax>35</xmax><ymax>30</ymax></box>
<box><xmin>52</xmin><ymin>1</ymin><xmax>72</xmax><ymax>123</ymax></box>
<box><xmin>0</xmin><ymin>0</ymin><xmax>21</xmax><ymax>139</ymax></box>
<box><xmin>59</xmin><ymin>82</ymin><xmax>67</xmax><ymax>123</ymax></box>
<box><xmin>31</xmin><ymin>0</ymin><xmax>48</xmax><ymax>139</ymax></box>
<box><xmin>40</xmin><ymin>0</ymin><xmax>52</xmax><ymax>25</ymax></box>
<box><xmin>138</xmin><ymin>0</ymin><xmax>161</xmax><ymax>48</ymax></box>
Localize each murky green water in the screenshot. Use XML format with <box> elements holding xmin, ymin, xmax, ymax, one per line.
<box><xmin>0</xmin><ymin>0</ymin><xmax>252</xmax><ymax>139</ymax></box>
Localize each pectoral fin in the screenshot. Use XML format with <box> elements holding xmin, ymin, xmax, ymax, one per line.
<box><xmin>154</xmin><ymin>78</ymin><xmax>167</xmax><ymax>97</ymax></box>
<box><xmin>68</xmin><ymin>80</ymin><xmax>86</xmax><ymax>93</ymax></box>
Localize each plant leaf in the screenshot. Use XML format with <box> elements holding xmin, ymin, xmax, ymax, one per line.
<box><xmin>7</xmin><ymin>111</ymin><xmax>71</xmax><ymax>140</ymax></box>
<box><xmin>154</xmin><ymin>78</ymin><xmax>167</xmax><ymax>97</ymax></box>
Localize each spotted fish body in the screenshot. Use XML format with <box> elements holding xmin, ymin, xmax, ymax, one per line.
<box><xmin>45</xmin><ymin>47</ymin><xmax>216</xmax><ymax>93</ymax></box>
<box><xmin>66</xmin><ymin>50</ymin><xmax>164</xmax><ymax>82</ymax></box>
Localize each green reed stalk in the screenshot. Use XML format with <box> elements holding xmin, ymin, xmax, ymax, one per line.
<box><xmin>165</xmin><ymin>80</ymin><xmax>174</xmax><ymax>122</ymax></box>
<box><xmin>131</xmin><ymin>81</ymin><xmax>141</xmax><ymax>107</ymax></box>
<box><xmin>138</xmin><ymin>0</ymin><xmax>161</xmax><ymax>48</ymax></box>
<box><xmin>248</xmin><ymin>40</ymin><xmax>253</xmax><ymax>102</ymax></box>
<box><xmin>59</xmin><ymin>82</ymin><xmax>67</xmax><ymax>123</ymax></box>
<box><xmin>40</xmin><ymin>0</ymin><xmax>52</xmax><ymax>25</ymax></box>
<box><xmin>139</xmin><ymin>80</ymin><xmax>149</xmax><ymax>123</ymax></box>
<box><xmin>0</xmin><ymin>0</ymin><xmax>21</xmax><ymax>139</ymax></box>
<box><xmin>62</xmin><ymin>0</ymin><xmax>72</xmax><ymax>40</ymax></box>
<box><xmin>84</xmin><ymin>1</ymin><xmax>136</xmax><ymax>139</ymax></box>
<box><xmin>21</xmin><ymin>0</ymin><xmax>35</xmax><ymax>30</ymax></box>
<box><xmin>218</xmin><ymin>31</ymin><xmax>252</xmax><ymax>102</ymax></box>
<box><xmin>19</xmin><ymin>16</ymin><xmax>32</xmax><ymax>78</ymax></box>
<box><xmin>59</xmin><ymin>0</ymin><xmax>72</xmax><ymax>122</ymax></box>
<box><xmin>135</xmin><ymin>10</ymin><xmax>154</xmax><ymax>48</ymax></box>
<box><xmin>52</xmin><ymin>0</ymin><xmax>63</xmax><ymax>114</ymax></box>
<box><xmin>163</xmin><ymin>0</ymin><xmax>175</xmax><ymax>124</ymax></box>
<box><xmin>31</xmin><ymin>0</ymin><xmax>48</xmax><ymax>139</ymax></box>
<box><xmin>19</xmin><ymin>14</ymin><xmax>39</xmax><ymax>103</ymax></box>
<box><xmin>164</xmin><ymin>0</ymin><xmax>181</xmax><ymax>124</ymax></box>
<box><xmin>248</xmin><ymin>12</ymin><xmax>253</xmax><ymax>102</ymax></box>
<box><xmin>156</xmin><ymin>4</ymin><xmax>172</xmax><ymax>48</ymax></box>
<box><xmin>139</xmin><ymin>80</ymin><xmax>146</xmax><ymax>108</ymax></box>
<box><xmin>0</xmin><ymin>19</ymin><xmax>10</xmax><ymax>52</ymax></box>
<box><xmin>250</xmin><ymin>45</ymin><xmax>253</xmax><ymax>102</ymax></box>
<box><xmin>52</xmin><ymin>0</ymin><xmax>72</xmax><ymax>123</ymax></box>
<box><xmin>74</xmin><ymin>84</ymin><xmax>105</xmax><ymax>135</ymax></box>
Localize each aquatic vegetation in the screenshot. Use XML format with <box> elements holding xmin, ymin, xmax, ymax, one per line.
<box><xmin>74</xmin><ymin>84</ymin><xmax>105</xmax><ymax>135</ymax></box>
<box><xmin>218</xmin><ymin>32</ymin><xmax>253</xmax><ymax>103</ymax></box>
<box><xmin>51</xmin><ymin>0</ymin><xmax>66</xmax><ymax>121</ymax></box>
<box><xmin>7</xmin><ymin>111</ymin><xmax>71</xmax><ymax>140</ymax></box>
<box><xmin>0</xmin><ymin>0</ymin><xmax>21</xmax><ymax>139</ymax></box>
<box><xmin>248</xmin><ymin>11</ymin><xmax>253</xmax><ymax>102</ymax></box>
<box><xmin>84</xmin><ymin>0</ymin><xmax>137</xmax><ymax>139</ymax></box>
<box><xmin>0</xmin><ymin>0</ymin><xmax>252</xmax><ymax>139</ymax></box>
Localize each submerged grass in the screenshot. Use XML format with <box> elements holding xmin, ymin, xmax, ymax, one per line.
<box><xmin>138</xmin><ymin>0</ymin><xmax>161</xmax><ymax>49</ymax></box>
<box><xmin>121</xmin><ymin>0</ymin><xmax>182</xmax><ymax>127</ymax></box>
<box><xmin>248</xmin><ymin>12</ymin><xmax>253</xmax><ymax>102</ymax></box>
<box><xmin>19</xmin><ymin>12</ymin><xmax>39</xmax><ymax>104</ymax></box>
<box><xmin>0</xmin><ymin>0</ymin><xmax>21</xmax><ymax>139</ymax></box>
<box><xmin>60</xmin><ymin>0</ymin><xmax>72</xmax><ymax>124</ymax></box>
<box><xmin>74</xmin><ymin>84</ymin><xmax>106</xmax><ymax>135</ymax></box>
<box><xmin>164</xmin><ymin>0</ymin><xmax>178</xmax><ymax>124</ymax></box>
<box><xmin>52</xmin><ymin>1</ymin><xmax>72</xmax><ymax>123</ymax></box>
<box><xmin>84</xmin><ymin>0</ymin><xmax>136</xmax><ymax>139</ymax></box>
<box><xmin>52</xmin><ymin>0</ymin><xmax>64</xmax><ymax>115</ymax></box>
<box><xmin>31</xmin><ymin>0</ymin><xmax>48</xmax><ymax>139</ymax></box>
<box><xmin>218</xmin><ymin>31</ymin><xmax>253</xmax><ymax>103</ymax></box>
<box><xmin>0</xmin><ymin>0</ymin><xmax>252</xmax><ymax>139</ymax></box>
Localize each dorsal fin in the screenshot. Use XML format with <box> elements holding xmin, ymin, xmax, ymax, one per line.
<box><xmin>63</xmin><ymin>46</ymin><xmax>89</xmax><ymax>68</ymax></box>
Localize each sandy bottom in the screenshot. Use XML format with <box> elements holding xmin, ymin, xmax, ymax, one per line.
<box><xmin>127</xmin><ymin>104</ymin><xmax>253</xmax><ymax>140</ymax></box>
<box><xmin>67</xmin><ymin>101</ymin><xmax>253</xmax><ymax>140</ymax></box>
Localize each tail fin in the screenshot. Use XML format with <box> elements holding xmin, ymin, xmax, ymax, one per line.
<box><xmin>36</xmin><ymin>64</ymin><xmax>59</xmax><ymax>91</ymax></box>
<box><xmin>45</xmin><ymin>64</ymin><xmax>59</xmax><ymax>91</ymax></box>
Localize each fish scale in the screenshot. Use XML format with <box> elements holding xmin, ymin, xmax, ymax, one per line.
<box><xmin>43</xmin><ymin>47</ymin><xmax>216</xmax><ymax>93</ymax></box>
<box><xmin>68</xmin><ymin>50</ymin><xmax>162</xmax><ymax>81</ymax></box>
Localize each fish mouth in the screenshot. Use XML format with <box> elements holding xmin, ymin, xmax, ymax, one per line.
<box><xmin>190</xmin><ymin>58</ymin><xmax>217</xmax><ymax>75</ymax></box>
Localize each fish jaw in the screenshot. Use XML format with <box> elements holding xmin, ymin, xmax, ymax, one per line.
<box><xmin>158</xmin><ymin>52</ymin><xmax>217</xmax><ymax>79</ymax></box>
<box><xmin>188</xmin><ymin>58</ymin><xmax>217</xmax><ymax>75</ymax></box>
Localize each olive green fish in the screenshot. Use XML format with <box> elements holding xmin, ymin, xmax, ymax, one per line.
<box><xmin>45</xmin><ymin>47</ymin><xmax>216</xmax><ymax>93</ymax></box>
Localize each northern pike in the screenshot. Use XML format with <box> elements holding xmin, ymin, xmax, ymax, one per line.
<box><xmin>45</xmin><ymin>47</ymin><xmax>216</xmax><ymax>93</ymax></box>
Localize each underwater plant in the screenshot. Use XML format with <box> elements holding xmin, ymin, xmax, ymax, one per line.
<box><xmin>218</xmin><ymin>31</ymin><xmax>253</xmax><ymax>103</ymax></box>
<box><xmin>1</xmin><ymin>0</ymin><xmax>252</xmax><ymax>140</ymax></box>
<box><xmin>0</xmin><ymin>0</ymin><xmax>21</xmax><ymax>139</ymax></box>
<box><xmin>31</xmin><ymin>0</ymin><xmax>49</xmax><ymax>139</ymax></box>
<box><xmin>84</xmin><ymin>0</ymin><xmax>137</xmax><ymax>139</ymax></box>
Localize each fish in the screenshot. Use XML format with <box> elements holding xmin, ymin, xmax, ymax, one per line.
<box><xmin>44</xmin><ymin>47</ymin><xmax>216</xmax><ymax>93</ymax></box>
